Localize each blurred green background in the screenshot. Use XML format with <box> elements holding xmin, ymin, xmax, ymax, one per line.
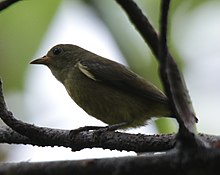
<box><xmin>0</xmin><ymin>0</ymin><xmax>220</xmax><ymax>162</ymax></box>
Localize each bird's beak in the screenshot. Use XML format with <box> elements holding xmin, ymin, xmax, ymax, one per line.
<box><xmin>30</xmin><ymin>56</ymin><xmax>51</xmax><ymax>65</ymax></box>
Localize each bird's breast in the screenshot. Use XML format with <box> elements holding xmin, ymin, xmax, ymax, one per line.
<box><xmin>63</xmin><ymin>67</ymin><xmax>170</xmax><ymax>127</ymax></box>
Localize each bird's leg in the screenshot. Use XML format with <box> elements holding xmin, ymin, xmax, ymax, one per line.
<box><xmin>91</xmin><ymin>122</ymin><xmax>128</xmax><ymax>136</ymax></box>
<box><xmin>104</xmin><ymin>122</ymin><xmax>128</xmax><ymax>131</ymax></box>
<box><xmin>70</xmin><ymin>126</ymin><xmax>105</xmax><ymax>136</ymax></box>
<box><xmin>70</xmin><ymin>122</ymin><xmax>128</xmax><ymax>138</ymax></box>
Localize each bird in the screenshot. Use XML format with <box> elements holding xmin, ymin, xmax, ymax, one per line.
<box><xmin>30</xmin><ymin>44</ymin><xmax>172</xmax><ymax>129</ymax></box>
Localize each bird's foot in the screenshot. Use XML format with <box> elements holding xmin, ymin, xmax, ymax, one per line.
<box><xmin>104</xmin><ymin>122</ymin><xmax>128</xmax><ymax>131</ymax></box>
<box><xmin>70</xmin><ymin>126</ymin><xmax>104</xmax><ymax>137</ymax></box>
<box><xmin>69</xmin><ymin>122</ymin><xmax>127</xmax><ymax>138</ymax></box>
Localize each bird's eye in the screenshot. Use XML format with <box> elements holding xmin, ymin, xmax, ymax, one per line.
<box><xmin>52</xmin><ymin>47</ymin><xmax>62</xmax><ymax>55</ymax></box>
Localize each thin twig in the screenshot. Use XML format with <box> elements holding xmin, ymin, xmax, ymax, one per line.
<box><xmin>116</xmin><ymin>0</ymin><xmax>198</xmax><ymax>143</ymax></box>
<box><xmin>158</xmin><ymin>0</ymin><xmax>199</xmax><ymax>142</ymax></box>
<box><xmin>0</xmin><ymin>0</ymin><xmax>20</xmax><ymax>11</ymax></box>
<box><xmin>115</xmin><ymin>0</ymin><xmax>159</xmax><ymax>59</ymax></box>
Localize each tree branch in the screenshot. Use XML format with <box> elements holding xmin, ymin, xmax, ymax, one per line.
<box><xmin>0</xmin><ymin>0</ymin><xmax>20</xmax><ymax>11</ymax></box>
<box><xmin>116</xmin><ymin>0</ymin><xmax>199</xmax><ymax>145</ymax></box>
<box><xmin>0</xmin><ymin>125</ymin><xmax>176</xmax><ymax>152</ymax></box>
<box><xmin>158</xmin><ymin>0</ymin><xmax>197</xmax><ymax>136</ymax></box>
<box><xmin>115</xmin><ymin>0</ymin><xmax>159</xmax><ymax>59</ymax></box>
<box><xmin>1</xmin><ymin>124</ymin><xmax>219</xmax><ymax>151</ymax></box>
<box><xmin>1</xmin><ymin>148</ymin><xmax>220</xmax><ymax>175</ymax></box>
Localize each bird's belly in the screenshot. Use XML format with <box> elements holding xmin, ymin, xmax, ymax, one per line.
<box><xmin>64</xmin><ymin>74</ymin><xmax>169</xmax><ymax>128</ymax></box>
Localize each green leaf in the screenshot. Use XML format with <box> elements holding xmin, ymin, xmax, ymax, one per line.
<box><xmin>0</xmin><ymin>0</ymin><xmax>61</xmax><ymax>91</ymax></box>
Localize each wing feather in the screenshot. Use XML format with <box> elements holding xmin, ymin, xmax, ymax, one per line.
<box><xmin>78</xmin><ymin>57</ymin><xmax>168</xmax><ymax>104</ymax></box>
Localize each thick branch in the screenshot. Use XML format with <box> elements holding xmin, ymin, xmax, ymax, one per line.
<box><xmin>1</xmin><ymin>125</ymin><xmax>219</xmax><ymax>151</ymax></box>
<box><xmin>1</xmin><ymin>148</ymin><xmax>220</xmax><ymax>175</ymax></box>
<box><xmin>0</xmin><ymin>125</ymin><xmax>176</xmax><ymax>152</ymax></box>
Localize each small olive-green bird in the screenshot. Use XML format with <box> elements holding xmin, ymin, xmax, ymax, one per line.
<box><xmin>30</xmin><ymin>44</ymin><xmax>172</xmax><ymax>129</ymax></box>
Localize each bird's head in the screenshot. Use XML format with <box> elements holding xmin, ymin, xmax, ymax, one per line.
<box><xmin>30</xmin><ymin>44</ymin><xmax>85</xmax><ymax>82</ymax></box>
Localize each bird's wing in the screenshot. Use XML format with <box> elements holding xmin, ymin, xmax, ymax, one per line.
<box><xmin>78</xmin><ymin>58</ymin><xmax>168</xmax><ymax>104</ymax></box>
